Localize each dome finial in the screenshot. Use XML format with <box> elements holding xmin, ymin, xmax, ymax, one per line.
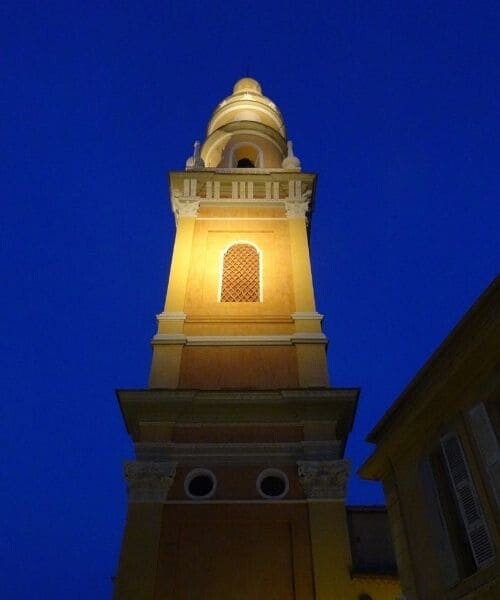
<box><xmin>185</xmin><ymin>140</ymin><xmax>205</xmax><ymax>170</ymax></box>
<box><xmin>281</xmin><ymin>140</ymin><xmax>301</xmax><ymax>170</ymax></box>
<box><xmin>233</xmin><ymin>77</ymin><xmax>262</xmax><ymax>95</ymax></box>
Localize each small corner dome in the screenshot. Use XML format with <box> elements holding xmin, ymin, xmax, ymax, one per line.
<box><xmin>233</xmin><ymin>77</ymin><xmax>262</xmax><ymax>95</ymax></box>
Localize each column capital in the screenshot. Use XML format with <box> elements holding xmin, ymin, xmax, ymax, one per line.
<box><xmin>297</xmin><ymin>459</ymin><xmax>349</xmax><ymax>499</ymax></box>
<box><xmin>285</xmin><ymin>199</ymin><xmax>309</xmax><ymax>218</ymax></box>
<box><xmin>285</xmin><ymin>188</ymin><xmax>312</xmax><ymax>218</ymax></box>
<box><xmin>172</xmin><ymin>190</ymin><xmax>200</xmax><ymax>219</ymax></box>
<box><xmin>124</xmin><ymin>460</ymin><xmax>177</xmax><ymax>503</ymax></box>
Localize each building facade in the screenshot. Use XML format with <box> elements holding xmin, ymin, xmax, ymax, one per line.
<box><xmin>114</xmin><ymin>78</ymin><xmax>400</xmax><ymax>600</ymax></box>
<box><xmin>360</xmin><ymin>278</ymin><xmax>500</xmax><ymax>599</ymax></box>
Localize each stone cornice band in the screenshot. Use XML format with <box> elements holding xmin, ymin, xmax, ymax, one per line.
<box><xmin>151</xmin><ymin>333</ymin><xmax>328</xmax><ymax>346</ymax></box>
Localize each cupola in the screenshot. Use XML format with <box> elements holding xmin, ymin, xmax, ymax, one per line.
<box><xmin>185</xmin><ymin>78</ymin><xmax>301</xmax><ymax>171</ymax></box>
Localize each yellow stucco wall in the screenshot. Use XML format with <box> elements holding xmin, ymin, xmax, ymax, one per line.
<box><xmin>149</xmin><ymin>198</ymin><xmax>329</xmax><ymax>389</ymax></box>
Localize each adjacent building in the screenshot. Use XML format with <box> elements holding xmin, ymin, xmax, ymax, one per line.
<box><xmin>361</xmin><ymin>277</ymin><xmax>500</xmax><ymax>599</ymax></box>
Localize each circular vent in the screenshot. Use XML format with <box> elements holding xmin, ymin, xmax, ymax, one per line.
<box><xmin>257</xmin><ymin>469</ymin><xmax>289</xmax><ymax>499</ymax></box>
<box><xmin>184</xmin><ymin>469</ymin><xmax>216</xmax><ymax>500</ymax></box>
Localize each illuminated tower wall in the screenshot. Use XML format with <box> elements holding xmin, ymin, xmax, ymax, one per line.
<box><xmin>114</xmin><ymin>79</ymin><xmax>400</xmax><ymax>600</ymax></box>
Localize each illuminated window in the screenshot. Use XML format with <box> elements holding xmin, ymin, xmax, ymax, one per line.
<box><xmin>220</xmin><ymin>243</ymin><xmax>260</xmax><ymax>302</ymax></box>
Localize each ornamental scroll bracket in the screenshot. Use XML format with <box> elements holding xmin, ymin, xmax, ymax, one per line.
<box><xmin>297</xmin><ymin>459</ymin><xmax>350</xmax><ymax>499</ymax></box>
<box><xmin>124</xmin><ymin>460</ymin><xmax>177</xmax><ymax>503</ymax></box>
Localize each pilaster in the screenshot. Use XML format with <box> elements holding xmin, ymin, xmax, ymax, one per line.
<box><xmin>297</xmin><ymin>460</ymin><xmax>353</xmax><ymax>599</ymax></box>
<box><xmin>114</xmin><ymin>461</ymin><xmax>177</xmax><ymax>599</ymax></box>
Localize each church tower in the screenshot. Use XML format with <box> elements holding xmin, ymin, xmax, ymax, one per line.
<box><xmin>115</xmin><ymin>79</ymin><xmax>399</xmax><ymax>599</ymax></box>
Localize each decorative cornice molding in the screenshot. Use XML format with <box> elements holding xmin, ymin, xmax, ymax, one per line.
<box><xmin>135</xmin><ymin>440</ymin><xmax>342</xmax><ymax>464</ymax></box>
<box><xmin>291</xmin><ymin>332</ymin><xmax>327</xmax><ymax>344</ymax></box>
<box><xmin>124</xmin><ymin>461</ymin><xmax>177</xmax><ymax>503</ymax></box>
<box><xmin>151</xmin><ymin>333</ymin><xmax>327</xmax><ymax>346</ymax></box>
<box><xmin>156</xmin><ymin>312</ymin><xmax>187</xmax><ymax>322</ymax></box>
<box><xmin>297</xmin><ymin>459</ymin><xmax>350</xmax><ymax>499</ymax></box>
<box><xmin>291</xmin><ymin>311</ymin><xmax>324</xmax><ymax>321</ymax></box>
<box><xmin>152</xmin><ymin>333</ymin><xmax>187</xmax><ymax>345</ymax></box>
<box><xmin>117</xmin><ymin>388</ymin><xmax>359</xmax><ymax>441</ymax></box>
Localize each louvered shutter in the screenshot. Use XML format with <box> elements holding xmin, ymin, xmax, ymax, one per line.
<box><xmin>441</xmin><ymin>432</ymin><xmax>495</xmax><ymax>569</ymax></box>
<box><xmin>468</xmin><ymin>402</ymin><xmax>500</xmax><ymax>506</ymax></box>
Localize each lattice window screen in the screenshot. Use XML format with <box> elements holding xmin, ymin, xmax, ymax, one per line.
<box><xmin>220</xmin><ymin>243</ymin><xmax>260</xmax><ymax>302</ymax></box>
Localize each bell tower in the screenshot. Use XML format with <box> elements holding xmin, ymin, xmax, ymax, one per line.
<box><xmin>148</xmin><ymin>76</ymin><xmax>329</xmax><ymax>391</ymax></box>
<box><xmin>114</xmin><ymin>79</ymin><xmax>395</xmax><ymax>599</ymax></box>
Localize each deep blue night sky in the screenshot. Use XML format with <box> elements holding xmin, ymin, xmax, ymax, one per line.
<box><xmin>2</xmin><ymin>2</ymin><xmax>499</xmax><ymax>597</ymax></box>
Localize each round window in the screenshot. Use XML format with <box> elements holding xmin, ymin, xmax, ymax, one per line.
<box><xmin>257</xmin><ymin>469</ymin><xmax>289</xmax><ymax>499</ymax></box>
<box><xmin>184</xmin><ymin>469</ymin><xmax>216</xmax><ymax>500</ymax></box>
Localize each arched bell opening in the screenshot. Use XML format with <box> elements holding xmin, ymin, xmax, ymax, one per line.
<box><xmin>237</xmin><ymin>157</ymin><xmax>255</xmax><ymax>168</ymax></box>
<box><xmin>230</xmin><ymin>143</ymin><xmax>262</xmax><ymax>168</ymax></box>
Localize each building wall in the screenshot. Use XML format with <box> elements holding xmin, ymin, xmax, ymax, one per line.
<box><xmin>155</xmin><ymin>503</ymin><xmax>315</xmax><ymax>599</ymax></box>
<box><xmin>361</xmin><ymin>280</ymin><xmax>500</xmax><ymax>599</ymax></box>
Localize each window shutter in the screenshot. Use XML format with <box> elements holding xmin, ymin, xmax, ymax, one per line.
<box><xmin>441</xmin><ymin>432</ymin><xmax>495</xmax><ymax>569</ymax></box>
<box><xmin>419</xmin><ymin>458</ymin><xmax>459</xmax><ymax>587</ymax></box>
<box><xmin>468</xmin><ymin>402</ymin><xmax>500</xmax><ymax>506</ymax></box>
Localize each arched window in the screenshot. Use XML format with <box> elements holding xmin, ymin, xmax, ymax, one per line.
<box><xmin>229</xmin><ymin>142</ymin><xmax>263</xmax><ymax>168</ymax></box>
<box><xmin>236</xmin><ymin>157</ymin><xmax>254</xmax><ymax>168</ymax></box>
<box><xmin>220</xmin><ymin>243</ymin><xmax>261</xmax><ymax>302</ymax></box>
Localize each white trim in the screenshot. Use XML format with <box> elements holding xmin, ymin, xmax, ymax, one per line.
<box><xmin>151</xmin><ymin>333</ymin><xmax>328</xmax><ymax>346</ymax></box>
<box><xmin>184</xmin><ymin>468</ymin><xmax>217</xmax><ymax>500</ymax></box>
<box><xmin>256</xmin><ymin>468</ymin><xmax>289</xmax><ymax>500</ymax></box>
<box><xmin>291</xmin><ymin>311</ymin><xmax>324</xmax><ymax>321</ymax></box>
<box><xmin>201</xmin><ymin>199</ymin><xmax>283</xmax><ymax>206</ymax></box>
<box><xmin>189</xmin><ymin>335</ymin><xmax>288</xmax><ymax>345</ymax></box>
<box><xmin>196</xmin><ymin>217</ymin><xmax>287</xmax><ymax>221</ymax></box>
<box><xmin>218</xmin><ymin>240</ymin><xmax>263</xmax><ymax>302</ymax></box>
<box><xmin>156</xmin><ymin>312</ymin><xmax>187</xmax><ymax>321</ymax></box>
<box><xmin>291</xmin><ymin>333</ymin><xmax>327</xmax><ymax>343</ymax></box>
<box><xmin>152</xmin><ymin>334</ymin><xmax>187</xmax><ymax>345</ymax></box>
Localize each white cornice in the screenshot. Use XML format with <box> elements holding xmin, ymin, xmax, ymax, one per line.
<box><xmin>291</xmin><ymin>333</ymin><xmax>327</xmax><ymax>344</ymax></box>
<box><xmin>292</xmin><ymin>312</ymin><xmax>324</xmax><ymax>321</ymax></box>
<box><xmin>152</xmin><ymin>333</ymin><xmax>187</xmax><ymax>344</ymax></box>
<box><xmin>156</xmin><ymin>312</ymin><xmax>187</xmax><ymax>321</ymax></box>
<box><xmin>195</xmin><ymin>217</ymin><xmax>287</xmax><ymax>221</ymax></box>
<box><xmin>151</xmin><ymin>333</ymin><xmax>327</xmax><ymax>346</ymax></box>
